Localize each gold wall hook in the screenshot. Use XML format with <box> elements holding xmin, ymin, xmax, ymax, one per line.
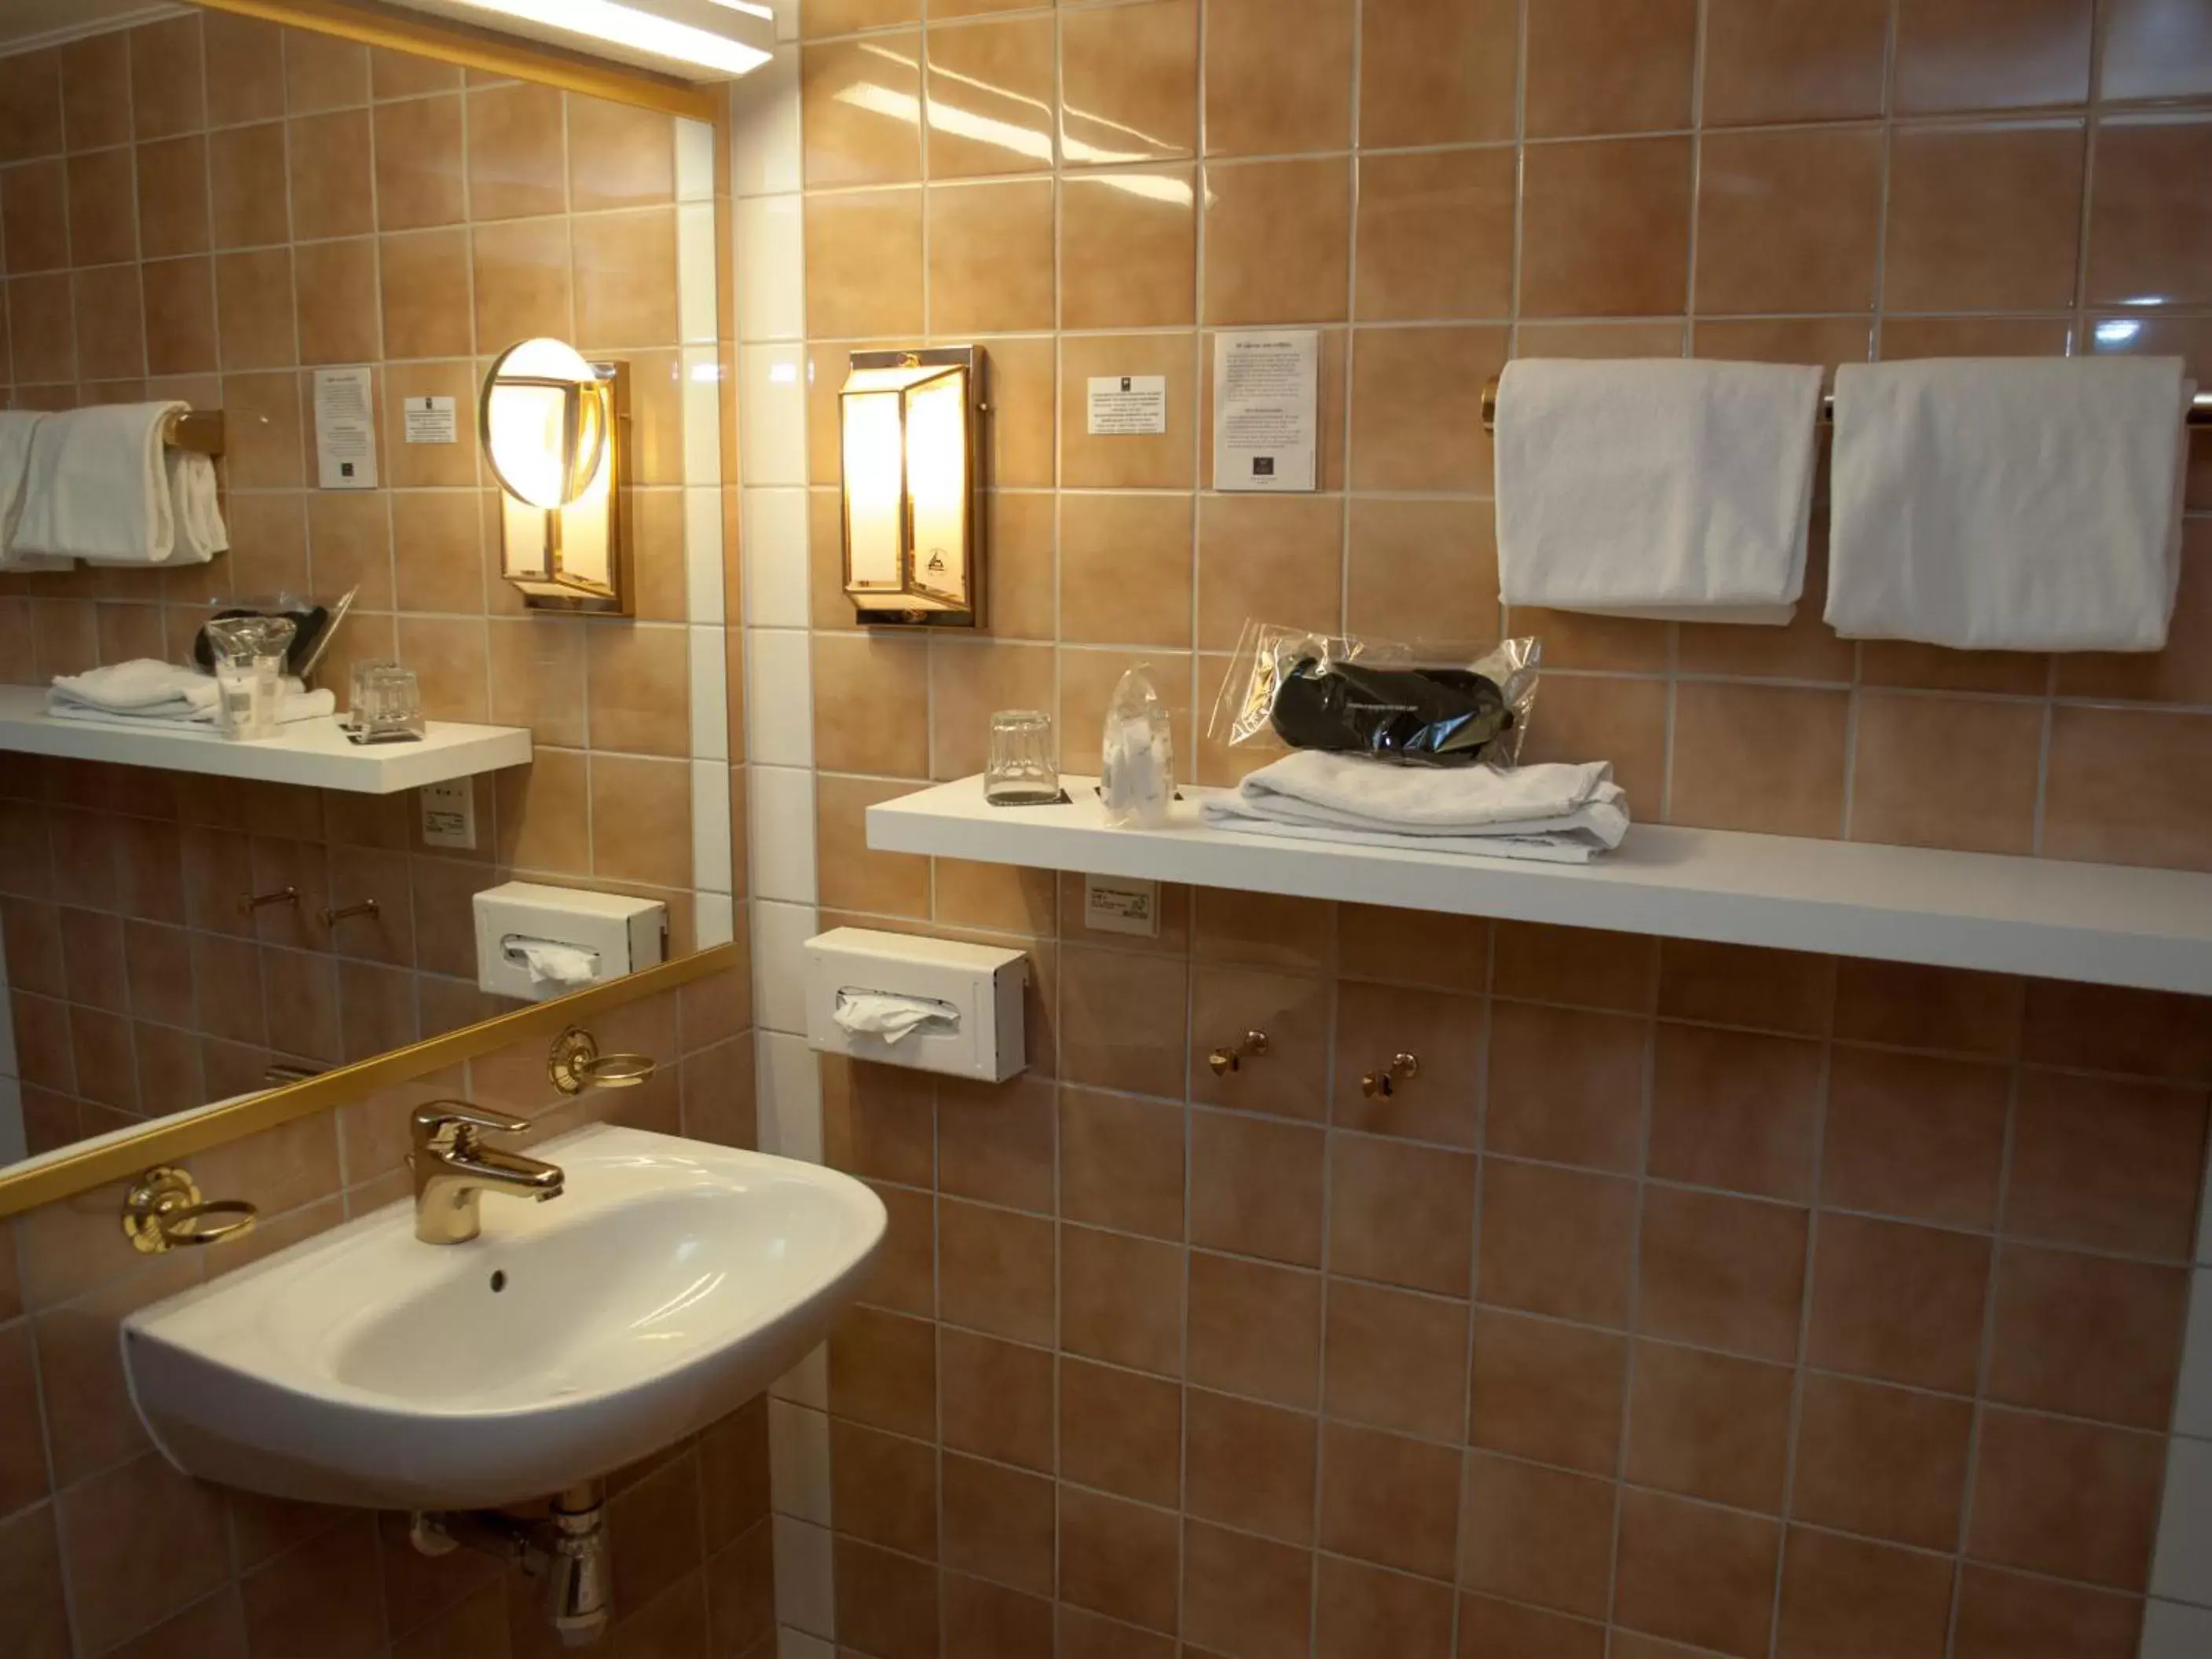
<box><xmin>1361</xmin><ymin>1053</ymin><xmax>1422</xmax><ymax>1099</ymax></box>
<box><xmin>238</xmin><ymin>886</ymin><xmax>300</xmax><ymax>916</ymax></box>
<box><xmin>319</xmin><ymin>898</ymin><xmax>383</xmax><ymax>927</ymax></box>
<box><xmin>548</xmin><ymin>1026</ymin><xmax>657</xmax><ymax>1096</ymax></box>
<box><xmin>123</xmin><ymin>1166</ymin><xmax>257</xmax><ymax>1254</ymax></box>
<box><xmin>1207</xmin><ymin>1030</ymin><xmax>1272</xmax><ymax>1077</ymax></box>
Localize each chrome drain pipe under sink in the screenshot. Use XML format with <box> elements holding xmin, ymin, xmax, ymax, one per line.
<box><xmin>410</xmin><ymin>1481</ymin><xmax>611</xmax><ymax>1646</ymax></box>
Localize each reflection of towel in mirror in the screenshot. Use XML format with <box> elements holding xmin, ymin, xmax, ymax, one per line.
<box><xmin>1202</xmin><ymin>752</ymin><xmax>1630</xmax><ymax>864</ymax></box>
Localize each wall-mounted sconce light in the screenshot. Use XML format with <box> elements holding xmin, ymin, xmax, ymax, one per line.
<box><xmin>840</xmin><ymin>346</ymin><xmax>987</xmax><ymax>628</ymax></box>
<box><xmin>481</xmin><ymin>338</ymin><xmax>632</xmax><ymax>617</ymax></box>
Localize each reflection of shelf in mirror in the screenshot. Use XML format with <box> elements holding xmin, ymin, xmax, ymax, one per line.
<box><xmin>869</xmin><ymin>774</ymin><xmax>2212</xmax><ymax>997</ymax></box>
<box><xmin>0</xmin><ymin>687</ymin><xmax>531</xmax><ymax>795</ymax></box>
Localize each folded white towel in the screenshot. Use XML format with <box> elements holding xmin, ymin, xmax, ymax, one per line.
<box><xmin>1496</xmin><ymin>358</ymin><xmax>1824</xmax><ymax>622</ymax></box>
<box><xmin>167</xmin><ymin>449</ymin><xmax>227</xmax><ymax>562</ymax></box>
<box><xmin>1200</xmin><ymin>753</ymin><xmax>1631</xmax><ymax>864</ymax></box>
<box><xmin>0</xmin><ymin>412</ymin><xmax>71</xmax><ymax>572</ymax></box>
<box><xmin>1826</xmin><ymin>358</ymin><xmax>2192</xmax><ymax>651</ymax></box>
<box><xmin>14</xmin><ymin>401</ymin><xmax>196</xmax><ymax>565</ymax></box>
<box><xmin>49</xmin><ymin>659</ymin><xmax>220</xmax><ymax>717</ymax></box>
<box><xmin>49</xmin><ymin>683</ymin><xmax>334</xmax><ymax>730</ymax></box>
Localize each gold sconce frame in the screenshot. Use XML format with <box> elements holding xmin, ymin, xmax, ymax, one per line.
<box><xmin>839</xmin><ymin>346</ymin><xmax>988</xmax><ymax>629</ymax></box>
<box><xmin>482</xmin><ymin>341</ymin><xmax>635</xmax><ymax>617</ymax></box>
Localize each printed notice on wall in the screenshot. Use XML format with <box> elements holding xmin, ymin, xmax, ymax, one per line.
<box><xmin>312</xmin><ymin>366</ymin><xmax>379</xmax><ymax>490</ymax></box>
<box><xmin>1213</xmin><ymin>330</ymin><xmax>1318</xmax><ymax>492</ymax></box>
<box><xmin>403</xmin><ymin>394</ymin><xmax>457</xmax><ymax>445</ymax></box>
<box><xmin>1087</xmin><ymin>375</ymin><xmax>1168</xmax><ymax>437</ymax></box>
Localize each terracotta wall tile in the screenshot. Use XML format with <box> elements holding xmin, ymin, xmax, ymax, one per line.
<box><xmin>1950</xmin><ymin>1566</ymin><xmax>2144</xmax><ymax>1659</ymax></box>
<box><xmin>1359</xmin><ymin>0</ymin><xmax>1518</xmax><ymax>149</ymax></box>
<box><xmin>1187</xmin><ymin>1250</ymin><xmax>1320</xmax><ymax>1410</ymax></box>
<box><xmin>1703</xmin><ymin>0</ymin><xmax>1890</xmax><ymax>125</ymax></box>
<box><xmin>1205</xmin><ymin>0</ymin><xmax>1353</xmax><ymax>156</ymax></box>
<box><xmin>1967</xmin><ymin>1408</ymin><xmax>2165</xmax><ymax>1590</ymax></box>
<box><xmin>1894</xmin><ymin>0</ymin><xmax>2095</xmax><ymax>112</ymax></box>
<box><xmin>923</xmin><ymin>14</ymin><xmax>1054</xmax><ymax>180</ymax></box>
<box><xmin>1613</xmin><ymin>1489</ymin><xmax>1781</xmax><ymax>1657</ymax></box>
<box><xmin>1520</xmin><ymin>137</ymin><xmax>1694</xmax><ymax>318</ymax></box>
<box><xmin>1459</xmin><ymin>1452</ymin><xmax>1614</xmax><ymax>1621</ymax></box>
<box><xmin>1886</xmin><ymin>123</ymin><xmax>2086</xmax><ymax>312</ymax></box>
<box><xmin>1697</xmin><ymin>126</ymin><xmax>1884</xmax><ymax>316</ymax></box>
<box><xmin>1203</xmin><ymin>157</ymin><xmax>1351</xmax><ymax>327</ymax></box>
<box><xmin>1478</xmin><ymin>1160</ymin><xmax>1636</xmax><ymax>1328</ymax></box>
<box><xmin>1793</xmin><ymin>1373</ymin><xmax>1972</xmax><ymax>1551</ymax></box>
<box><xmin>1060</xmin><ymin>0</ymin><xmax>1197</xmax><ymax>166</ymax></box>
<box><xmin>1526</xmin><ymin>0</ymin><xmax>1697</xmax><ymax>138</ymax></box>
<box><xmin>801</xmin><ymin>35</ymin><xmax>922</xmax><ymax>188</ymax></box>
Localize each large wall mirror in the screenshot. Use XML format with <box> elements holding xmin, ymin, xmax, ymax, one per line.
<box><xmin>0</xmin><ymin>0</ymin><xmax>739</xmax><ymax>1209</ymax></box>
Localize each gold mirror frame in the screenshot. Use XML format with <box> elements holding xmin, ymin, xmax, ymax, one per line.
<box><xmin>0</xmin><ymin>943</ymin><xmax>738</xmax><ymax>1219</ymax></box>
<box><xmin>0</xmin><ymin>0</ymin><xmax>742</xmax><ymax>1221</ymax></box>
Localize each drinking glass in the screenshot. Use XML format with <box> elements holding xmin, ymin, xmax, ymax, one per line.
<box><xmin>985</xmin><ymin>709</ymin><xmax>1059</xmax><ymax>805</ymax></box>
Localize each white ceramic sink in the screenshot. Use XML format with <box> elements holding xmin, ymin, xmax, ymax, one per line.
<box><xmin>122</xmin><ymin>1124</ymin><xmax>886</xmax><ymax>1511</ymax></box>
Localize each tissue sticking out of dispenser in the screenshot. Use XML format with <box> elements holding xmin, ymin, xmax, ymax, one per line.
<box><xmin>473</xmin><ymin>881</ymin><xmax>666</xmax><ymax>1002</ymax></box>
<box><xmin>806</xmin><ymin>927</ymin><xmax>1029</xmax><ymax>1082</ymax></box>
<box><xmin>833</xmin><ymin>988</ymin><xmax>960</xmax><ymax>1046</ymax></box>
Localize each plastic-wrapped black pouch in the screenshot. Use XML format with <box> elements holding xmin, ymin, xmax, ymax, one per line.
<box><xmin>1208</xmin><ymin>624</ymin><xmax>1542</xmax><ymax>770</ymax></box>
<box><xmin>1269</xmin><ymin>657</ymin><xmax>1513</xmax><ymax>765</ymax></box>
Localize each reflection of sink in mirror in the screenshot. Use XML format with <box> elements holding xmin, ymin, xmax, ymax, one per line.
<box><xmin>122</xmin><ymin>1125</ymin><xmax>885</xmax><ymax>1512</ymax></box>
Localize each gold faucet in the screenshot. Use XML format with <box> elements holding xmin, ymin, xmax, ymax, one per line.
<box><xmin>408</xmin><ymin>1104</ymin><xmax>565</xmax><ymax>1245</ymax></box>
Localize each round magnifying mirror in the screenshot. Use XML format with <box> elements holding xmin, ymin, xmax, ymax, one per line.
<box><xmin>480</xmin><ymin>337</ymin><xmax>608</xmax><ymax>510</ymax></box>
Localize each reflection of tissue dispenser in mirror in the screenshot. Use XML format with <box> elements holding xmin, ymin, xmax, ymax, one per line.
<box><xmin>804</xmin><ymin>927</ymin><xmax>1027</xmax><ymax>1082</ymax></box>
<box><xmin>472</xmin><ymin>881</ymin><xmax>667</xmax><ymax>1001</ymax></box>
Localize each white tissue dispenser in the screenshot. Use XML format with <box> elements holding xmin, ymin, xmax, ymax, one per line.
<box><xmin>804</xmin><ymin>927</ymin><xmax>1028</xmax><ymax>1082</ymax></box>
<box><xmin>473</xmin><ymin>881</ymin><xmax>667</xmax><ymax>1001</ymax></box>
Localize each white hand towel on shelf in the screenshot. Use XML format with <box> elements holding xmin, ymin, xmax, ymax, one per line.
<box><xmin>1825</xmin><ymin>357</ymin><xmax>2191</xmax><ymax>652</ymax></box>
<box><xmin>0</xmin><ymin>412</ymin><xmax>71</xmax><ymax>573</ymax></box>
<box><xmin>48</xmin><ymin>659</ymin><xmax>220</xmax><ymax>719</ymax></box>
<box><xmin>48</xmin><ymin>681</ymin><xmax>334</xmax><ymax>730</ymax></box>
<box><xmin>1200</xmin><ymin>753</ymin><xmax>1631</xmax><ymax>864</ymax></box>
<box><xmin>13</xmin><ymin>401</ymin><xmax>196</xmax><ymax>566</ymax></box>
<box><xmin>1496</xmin><ymin>358</ymin><xmax>1824</xmax><ymax>623</ymax></box>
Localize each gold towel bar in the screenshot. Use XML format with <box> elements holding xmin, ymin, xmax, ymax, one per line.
<box><xmin>161</xmin><ymin>409</ymin><xmax>227</xmax><ymax>456</ymax></box>
<box><xmin>1477</xmin><ymin>377</ymin><xmax>2212</xmax><ymax>434</ymax></box>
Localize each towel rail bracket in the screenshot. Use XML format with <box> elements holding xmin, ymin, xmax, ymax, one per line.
<box><xmin>161</xmin><ymin>410</ymin><xmax>226</xmax><ymax>457</ymax></box>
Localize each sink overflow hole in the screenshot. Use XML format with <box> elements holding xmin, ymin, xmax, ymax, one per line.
<box><xmin>489</xmin><ymin>1271</ymin><xmax>507</xmax><ymax>1293</ymax></box>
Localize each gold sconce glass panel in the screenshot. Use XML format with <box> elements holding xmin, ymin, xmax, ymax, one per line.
<box><xmin>838</xmin><ymin>346</ymin><xmax>986</xmax><ymax>628</ymax></box>
<box><xmin>482</xmin><ymin>337</ymin><xmax>632</xmax><ymax>616</ymax></box>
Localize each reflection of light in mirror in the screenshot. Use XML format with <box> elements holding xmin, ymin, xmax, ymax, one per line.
<box><xmin>690</xmin><ymin>363</ymin><xmax>725</xmax><ymax>382</ymax></box>
<box><xmin>630</xmin><ymin>1273</ymin><xmax>726</xmax><ymax>1331</ymax></box>
<box><xmin>2096</xmin><ymin>320</ymin><xmax>2144</xmax><ymax>346</ymax></box>
<box><xmin>768</xmin><ymin>362</ymin><xmax>800</xmax><ymax>384</ymax></box>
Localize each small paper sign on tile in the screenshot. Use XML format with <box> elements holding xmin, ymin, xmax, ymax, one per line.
<box><xmin>313</xmin><ymin>366</ymin><xmax>379</xmax><ymax>490</ymax></box>
<box><xmin>403</xmin><ymin>394</ymin><xmax>457</xmax><ymax>445</ymax></box>
<box><xmin>1213</xmin><ymin>329</ymin><xmax>1319</xmax><ymax>493</ymax></box>
<box><xmin>1087</xmin><ymin>375</ymin><xmax>1168</xmax><ymax>436</ymax></box>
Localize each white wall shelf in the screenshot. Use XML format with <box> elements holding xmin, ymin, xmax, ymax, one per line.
<box><xmin>869</xmin><ymin>775</ymin><xmax>2212</xmax><ymax>997</ymax></box>
<box><xmin>0</xmin><ymin>687</ymin><xmax>532</xmax><ymax>796</ymax></box>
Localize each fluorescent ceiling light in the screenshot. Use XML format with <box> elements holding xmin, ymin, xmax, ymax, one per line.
<box><xmin>392</xmin><ymin>0</ymin><xmax>774</xmax><ymax>80</ymax></box>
